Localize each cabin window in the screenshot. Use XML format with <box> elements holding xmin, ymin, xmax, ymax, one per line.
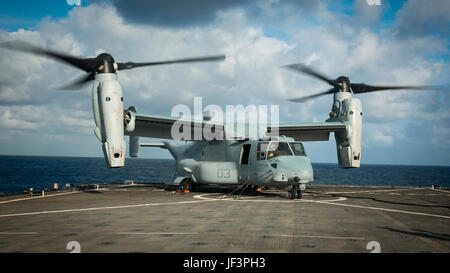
<box><xmin>257</xmin><ymin>142</ymin><xmax>269</xmax><ymax>160</ymax></box>
<box><xmin>289</xmin><ymin>142</ymin><xmax>306</xmax><ymax>156</ymax></box>
<box><xmin>240</xmin><ymin>144</ymin><xmax>251</xmax><ymax>165</ymax></box>
<box><xmin>267</xmin><ymin>142</ymin><xmax>293</xmax><ymax>159</ymax></box>
<box><xmin>106</xmin><ymin>97</ymin><xmax>111</xmax><ymax>101</ymax></box>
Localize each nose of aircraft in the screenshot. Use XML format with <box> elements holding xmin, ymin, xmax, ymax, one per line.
<box><xmin>271</xmin><ymin>156</ymin><xmax>314</xmax><ymax>183</ymax></box>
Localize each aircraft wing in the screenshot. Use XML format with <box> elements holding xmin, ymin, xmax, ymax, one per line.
<box><xmin>266</xmin><ymin>121</ymin><xmax>346</xmax><ymax>141</ymax></box>
<box><xmin>125</xmin><ymin>113</ymin><xmax>225</xmax><ymax>140</ymax></box>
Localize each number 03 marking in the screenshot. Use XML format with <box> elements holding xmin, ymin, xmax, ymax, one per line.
<box><xmin>217</xmin><ymin>168</ymin><xmax>230</xmax><ymax>178</ymax></box>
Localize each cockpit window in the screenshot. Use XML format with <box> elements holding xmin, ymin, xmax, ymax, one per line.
<box><xmin>267</xmin><ymin>142</ymin><xmax>293</xmax><ymax>159</ymax></box>
<box><xmin>289</xmin><ymin>142</ymin><xmax>306</xmax><ymax>156</ymax></box>
<box><xmin>257</xmin><ymin>141</ymin><xmax>304</xmax><ymax>160</ymax></box>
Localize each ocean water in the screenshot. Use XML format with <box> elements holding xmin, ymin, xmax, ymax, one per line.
<box><xmin>0</xmin><ymin>155</ymin><xmax>449</xmax><ymax>195</ymax></box>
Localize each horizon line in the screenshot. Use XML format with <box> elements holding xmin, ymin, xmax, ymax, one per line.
<box><xmin>0</xmin><ymin>154</ymin><xmax>449</xmax><ymax>168</ymax></box>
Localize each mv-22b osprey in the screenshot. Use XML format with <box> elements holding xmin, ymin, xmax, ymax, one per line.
<box><xmin>1</xmin><ymin>41</ymin><xmax>434</xmax><ymax>199</ymax></box>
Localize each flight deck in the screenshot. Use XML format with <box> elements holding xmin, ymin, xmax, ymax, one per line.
<box><xmin>0</xmin><ymin>183</ymin><xmax>448</xmax><ymax>253</ymax></box>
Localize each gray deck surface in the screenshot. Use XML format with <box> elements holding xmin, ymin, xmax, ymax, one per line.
<box><xmin>0</xmin><ymin>184</ymin><xmax>448</xmax><ymax>253</ymax></box>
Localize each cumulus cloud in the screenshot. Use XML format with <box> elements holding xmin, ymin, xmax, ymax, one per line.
<box><xmin>431</xmin><ymin>127</ymin><xmax>450</xmax><ymax>148</ymax></box>
<box><xmin>0</xmin><ymin>110</ymin><xmax>39</xmax><ymax>130</ymax></box>
<box><xmin>393</xmin><ymin>0</ymin><xmax>450</xmax><ymax>38</ymax></box>
<box><xmin>352</xmin><ymin>0</ymin><xmax>385</xmax><ymax>27</ymax></box>
<box><xmin>365</xmin><ymin>123</ymin><xmax>405</xmax><ymax>147</ymax></box>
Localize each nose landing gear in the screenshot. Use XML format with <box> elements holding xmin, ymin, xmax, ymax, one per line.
<box><xmin>289</xmin><ymin>184</ymin><xmax>302</xmax><ymax>199</ymax></box>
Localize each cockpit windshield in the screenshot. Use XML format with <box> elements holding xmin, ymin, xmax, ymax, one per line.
<box><xmin>267</xmin><ymin>142</ymin><xmax>292</xmax><ymax>159</ymax></box>
<box><xmin>257</xmin><ymin>141</ymin><xmax>306</xmax><ymax>160</ymax></box>
<box><xmin>289</xmin><ymin>142</ymin><xmax>306</xmax><ymax>156</ymax></box>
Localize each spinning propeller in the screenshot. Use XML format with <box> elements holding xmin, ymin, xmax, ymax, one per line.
<box><xmin>283</xmin><ymin>63</ymin><xmax>436</xmax><ymax>103</ymax></box>
<box><xmin>0</xmin><ymin>40</ymin><xmax>225</xmax><ymax>89</ymax></box>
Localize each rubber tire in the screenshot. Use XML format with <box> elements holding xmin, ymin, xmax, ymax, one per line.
<box><xmin>296</xmin><ymin>190</ymin><xmax>302</xmax><ymax>199</ymax></box>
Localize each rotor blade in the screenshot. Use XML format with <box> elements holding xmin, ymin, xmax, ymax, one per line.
<box><xmin>54</xmin><ymin>72</ymin><xmax>96</xmax><ymax>90</ymax></box>
<box><xmin>0</xmin><ymin>40</ymin><xmax>98</xmax><ymax>73</ymax></box>
<box><xmin>288</xmin><ymin>88</ymin><xmax>336</xmax><ymax>103</ymax></box>
<box><xmin>350</xmin><ymin>83</ymin><xmax>438</xmax><ymax>94</ymax></box>
<box><xmin>117</xmin><ymin>55</ymin><xmax>225</xmax><ymax>70</ymax></box>
<box><xmin>283</xmin><ymin>63</ymin><xmax>337</xmax><ymax>87</ymax></box>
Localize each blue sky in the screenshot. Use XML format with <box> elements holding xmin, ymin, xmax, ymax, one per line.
<box><xmin>0</xmin><ymin>1</ymin><xmax>85</xmax><ymax>31</ymax></box>
<box><xmin>0</xmin><ymin>0</ymin><xmax>449</xmax><ymax>166</ymax></box>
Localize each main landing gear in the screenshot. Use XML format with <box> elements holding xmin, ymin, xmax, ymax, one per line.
<box><xmin>289</xmin><ymin>184</ymin><xmax>302</xmax><ymax>199</ymax></box>
<box><xmin>179</xmin><ymin>178</ymin><xmax>196</xmax><ymax>192</ymax></box>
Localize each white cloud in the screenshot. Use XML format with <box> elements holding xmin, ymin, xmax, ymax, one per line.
<box><xmin>372</xmin><ymin>132</ymin><xmax>394</xmax><ymax>146</ymax></box>
<box><xmin>393</xmin><ymin>0</ymin><xmax>450</xmax><ymax>38</ymax></box>
<box><xmin>431</xmin><ymin>127</ymin><xmax>450</xmax><ymax>148</ymax></box>
<box><xmin>0</xmin><ymin>110</ymin><xmax>38</xmax><ymax>130</ymax></box>
<box><xmin>365</xmin><ymin>124</ymin><xmax>405</xmax><ymax>147</ymax></box>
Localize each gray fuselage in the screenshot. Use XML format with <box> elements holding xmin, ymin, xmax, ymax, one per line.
<box><xmin>164</xmin><ymin>136</ymin><xmax>314</xmax><ymax>189</ymax></box>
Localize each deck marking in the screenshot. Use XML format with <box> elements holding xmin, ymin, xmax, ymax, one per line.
<box><xmin>194</xmin><ymin>193</ymin><xmax>347</xmax><ymax>203</ymax></box>
<box><xmin>0</xmin><ymin>191</ymin><xmax>81</xmax><ymax>204</ymax></box>
<box><xmin>0</xmin><ymin>199</ymin><xmax>217</xmax><ymax>218</ymax></box>
<box><xmin>316</xmin><ymin>200</ymin><xmax>450</xmax><ymax>219</ymax></box>
<box><xmin>117</xmin><ymin>232</ymin><xmax>199</xmax><ymax>235</ymax></box>
<box><xmin>279</xmin><ymin>234</ymin><xmax>366</xmax><ymax>240</ymax></box>
<box><xmin>323</xmin><ymin>188</ymin><xmax>422</xmax><ymax>195</ymax></box>
<box><xmin>0</xmin><ymin>231</ymin><xmax>365</xmax><ymax>240</ymax></box>
<box><xmin>194</xmin><ymin>193</ymin><xmax>450</xmax><ymax>219</ymax></box>
<box><xmin>0</xmin><ymin>232</ymin><xmax>38</xmax><ymax>235</ymax></box>
<box><xmin>430</xmin><ymin>188</ymin><xmax>450</xmax><ymax>194</ymax></box>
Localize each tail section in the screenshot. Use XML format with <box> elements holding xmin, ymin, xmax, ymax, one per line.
<box><xmin>128</xmin><ymin>134</ymin><xmax>167</xmax><ymax>158</ymax></box>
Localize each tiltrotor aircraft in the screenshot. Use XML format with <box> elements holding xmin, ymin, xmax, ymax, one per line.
<box><xmin>1</xmin><ymin>40</ymin><xmax>435</xmax><ymax>199</ymax></box>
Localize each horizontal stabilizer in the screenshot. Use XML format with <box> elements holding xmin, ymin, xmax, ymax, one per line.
<box><xmin>140</xmin><ymin>142</ymin><xmax>166</xmax><ymax>148</ymax></box>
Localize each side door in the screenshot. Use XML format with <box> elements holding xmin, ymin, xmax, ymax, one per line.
<box><xmin>238</xmin><ymin>143</ymin><xmax>252</xmax><ymax>183</ymax></box>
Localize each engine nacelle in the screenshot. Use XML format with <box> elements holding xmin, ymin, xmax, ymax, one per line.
<box><xmin>124</xmin><ymin>106</ymin><xmax>136</xmax><ymax>132</ymax></box>
<box><xmin>330</xmin><ymin>92</ymin><xmax>362</xmax><ymax>168</ymax></box>
<box><xmin>92</xmin><ymin>73</ymin><xmax>126</xmax><ymax>168</ymax></box>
